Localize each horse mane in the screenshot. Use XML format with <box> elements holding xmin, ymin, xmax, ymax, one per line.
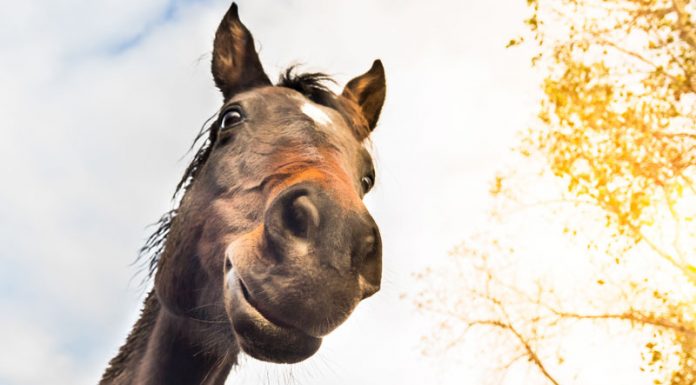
<box><xmin>137</xmin><ymin>68</ymin><xmax>342</xmax><ymax>282</ymax></box>
<box><xmin>277</xmin><ymin>67</ymin><xmax>337</xmax><ymax>107</ymax></box>
<box><xmin>136</xmin><ymin>112</ymin><xmax>215</xmax><ymax>281</ymax></box>
<box><xmin>100</xmin><ymin>290</ymin><xmax>160</xmax><ymax>383</ymax></box>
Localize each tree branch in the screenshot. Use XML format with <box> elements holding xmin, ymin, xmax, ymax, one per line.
<box><xmin>467</xmin><ymin>319</ymin><xmax>562</xmax><ymax>385</ymax></box>
<box><xmin>547</xmin><ymin>310</ymin><xmax>696</xmax><ymax>338</ymax></box>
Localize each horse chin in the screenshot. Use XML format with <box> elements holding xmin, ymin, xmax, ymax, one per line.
<box><xmin>224</xmin><ymin>273</ymin><xmax>322</xmax><ymax>364</ymax></box>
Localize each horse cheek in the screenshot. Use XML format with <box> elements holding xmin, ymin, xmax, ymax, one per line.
<box><xmin>154</xmin><ymin>250</ymin><xmax>206</xmax><ymax>317</ymax></box>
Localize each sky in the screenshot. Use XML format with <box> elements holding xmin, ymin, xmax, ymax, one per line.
<box><xmin>0</xmin><ymin>1</ymin><xmax>544</xmax><ymax>384</ymax></box>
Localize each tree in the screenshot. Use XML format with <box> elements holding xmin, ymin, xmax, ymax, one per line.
<box><xmin>524</xmin><ymin>0</ymin><xmax>696</xmax><ymax>278</ymax></box>
<box><xmin>417</xmin><ymin>1</ymin><xmax>696</xmax><ymax>384</ymax></box>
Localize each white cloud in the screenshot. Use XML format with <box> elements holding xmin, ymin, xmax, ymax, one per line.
<box><xmin>0</xmin><ymin>316</ymin><xmax>92</xmax><ymax>385</ymax></box>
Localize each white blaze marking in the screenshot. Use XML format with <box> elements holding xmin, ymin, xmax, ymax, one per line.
<box><xmin>301</xmin><ymin>102</ymin><xmax>332</xmax><ymax>126</ymax></box>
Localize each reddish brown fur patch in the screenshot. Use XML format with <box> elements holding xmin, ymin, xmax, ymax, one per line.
<box><xmin>265</xmin><ymin>151</ymin><xmax>362</xmax><ymax>212</ymax></box>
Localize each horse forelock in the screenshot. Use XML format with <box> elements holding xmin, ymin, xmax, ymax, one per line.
<box><xmin>277</xmin><ymin>67</ymin><xmax>371</xmax><ymax>139</ymax></box>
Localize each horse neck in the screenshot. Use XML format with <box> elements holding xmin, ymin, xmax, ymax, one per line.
<box><xmin>99</xmin><ymin>290</ymin><xmax>237</xmax><ymax>385</ymax></box>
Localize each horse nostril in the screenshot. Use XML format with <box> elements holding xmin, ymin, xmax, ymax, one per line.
<box><xmin>365</xmin><ymin>234</ymin><xmax>376</xmax><ymax>255</ymax></box>
<box><xmin>354</xmin><ymin>222</ymin><xmax>382</xmax><ymax>299</ymax></box>
<box><xmin>283</xmin><ymin>195</ymin><xmax>320</xmax><ymax>239</ymax></box>
<box><xmin>353</xmin><ymin>225</ymin><xmax>381</xmax><ymax>267</ymax></box>
<box><xmin>264</xmin><ymin>186</ymin><xmax>322</xmax><ymax>261</ymax></box>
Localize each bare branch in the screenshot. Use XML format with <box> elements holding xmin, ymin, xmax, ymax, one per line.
<box><xmin>467</xmin><ymin>319</ymin><xmax>562</xmax><ymax>385</ymax></box>
<box><xmin>547</xmin><ymin>310</ymin><xmax>696</xmax><ymax>338</ymax></box>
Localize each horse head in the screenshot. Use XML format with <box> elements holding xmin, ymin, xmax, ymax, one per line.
<box><xmin>153</xmin><ymin>3</ymin><xmax>386</xmax><ymax>364</ymax></box>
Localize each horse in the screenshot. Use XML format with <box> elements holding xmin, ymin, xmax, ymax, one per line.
<box><xmin>99</xmin><ymin>3</ymin><xmax>386</xmax><ymax>384</ymax></box>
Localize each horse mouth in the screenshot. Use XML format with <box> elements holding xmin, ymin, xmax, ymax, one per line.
<box><xmin>225</xmin><ymin>271</ymin><xmax>322</xmax><ymax>363</ymax></box>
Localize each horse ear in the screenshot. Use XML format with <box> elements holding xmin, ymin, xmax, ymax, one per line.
<box><xmin>212</xmin><ymin>3</ymin><xmax>271</xmax><ymax>99</ymax></box>
<box><xmin>342</xmin><ymin>60</ymin><xmax>386</xmax><ymax>131</ymax></box>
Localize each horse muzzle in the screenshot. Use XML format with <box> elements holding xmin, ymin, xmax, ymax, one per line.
<box><xmin>223</xmin><ymin>182</ymin><xmax>382</xmax><ymax>362</ymax></box>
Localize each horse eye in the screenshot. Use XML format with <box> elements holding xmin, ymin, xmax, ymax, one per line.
<box><xmin>361</xmin><ymin>175</ymin><xmax>375</xmax><ymax>193</ymax></box>
<box><xmin>220</xmin><ymin>107</ymin><xmax>244</xmax><ymax>130</ymax></box>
